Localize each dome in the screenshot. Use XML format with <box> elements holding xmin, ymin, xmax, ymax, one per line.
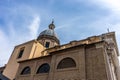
<box><xmin>37</xmin><ymin>21</ymin><xmax>60</xmax><ymax>44</ymax></box>
<box><xmin>39</xmin><ymin>29</ymin><xmax>59</xmax><ymax>39</ymax></box>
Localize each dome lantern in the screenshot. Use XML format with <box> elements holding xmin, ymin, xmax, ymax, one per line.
<box><xmin>48</xmin><ymin>20</ymin><xmax>55</xmax><ymax>30</ymax></box>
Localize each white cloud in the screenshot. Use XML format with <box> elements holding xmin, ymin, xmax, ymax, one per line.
<box><xmin>0</xmin><ymin>5</ymin><xmax>41</xmax><ymax>67</ymax></box>
<box><xmin>0</xmin><ymin>29</ymin><xmax>8</xmax><ymax>43</ymax></box>
<box><xmin>89</xmin><ymin>0</ymin><xmax>120</xmax><ymax>14</ymax></box>
<box><xmin>0</xmin><ymin>29</ymin><xmax>11</xmax><ymax>66</ymax></box>
<box><xmin>0</xmin><ymin>15</ymin><xmax>41</xmax><ymax>67</ymax></box>
<box><xmin>28</xmin><ymin>15</ymin><xmax>40</xmax><ymax>39</ymax></box>
<box><xmin>86</xmin><ymin>0</ymin><xmax>120</xmax><ymax>50</ymax></box>
<box><xmin>74</xmin><ymin>0</ymin><xmax>120</xmax><ymax>14</ymax></box>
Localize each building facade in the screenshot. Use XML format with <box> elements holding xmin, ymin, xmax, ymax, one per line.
<box><xmin>1</xmin><ymin>21</ymin><xmax>120</xmax><ymax>80</ymax></box>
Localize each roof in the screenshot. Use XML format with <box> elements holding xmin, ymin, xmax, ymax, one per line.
<box><xmin>39</xmin><ymin>29</ymin><xmax>59</xmax><ymax>39</ymax></box>
<box><xmin>37</xmin><ymin>21</ymin><xmax>60</xmax><ymax>44</ymax></box>
<box><xmin>18</xmin><ymin>32</ymin><xmax>119</xmax><ymax>63</ymax></box>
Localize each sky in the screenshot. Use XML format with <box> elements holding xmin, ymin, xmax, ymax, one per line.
<box><xmin>0</xmin><ymin>0</ymin><xmax>120</xmax><ymax>67</ymax></box>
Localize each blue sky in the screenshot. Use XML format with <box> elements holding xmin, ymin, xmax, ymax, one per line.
<box><xmin>0</xmin><ymin>0</ymin><xmax>120</xmax><ymax>66</ymax></box>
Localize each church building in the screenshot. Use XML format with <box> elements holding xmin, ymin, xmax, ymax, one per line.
<box><xmin>0</xmin><ymin>21</ymin><xmax>120</xmax><ymax>80</ymax></box>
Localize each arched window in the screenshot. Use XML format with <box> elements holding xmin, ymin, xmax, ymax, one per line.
<box><xmin>17</xmin><ymin>48</ymin><xmax>25</xmax><ymax>59</ymax></box>
<box><xmin>21</xmin><ymin>66</ymin><xmax>31</xmax><ymax>75</ymax></box>
<box><xmin>57</xmin><ymin>57</ymin><xmax>76</xmax><ymax>69</ymax></box>
<box><xmin>36</xmin><ymin>63</ymin><xmax>50</xmax><ymax>74</ymax></box>
<box><xmin>45</xmin><ymin>42</ymin><xmax>50</xmax><ymax>48</ymax></box>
